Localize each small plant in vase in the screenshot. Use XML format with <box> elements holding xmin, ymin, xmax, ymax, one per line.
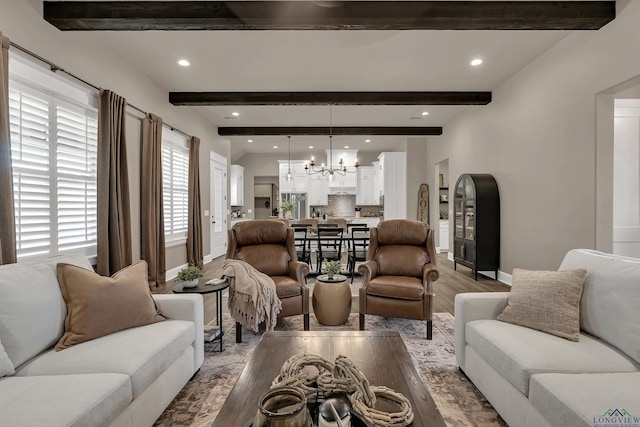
<box><xmin>177</xmin><ymin>266</ymin><xmax>203</xmax><ymax>288</ymax></box>
<box><xmin>321</xmin><ymin>259</ymin><xmax>342</xmax><ymax>279</ymax></box>
<box><xmin>280</xmin><ymin>201</ymin><xmax>294</xmax><ymax>219</ymax></box>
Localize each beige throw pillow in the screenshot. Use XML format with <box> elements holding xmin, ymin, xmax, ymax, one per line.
<box><xmin>497</xmin><ymin>268</ymin><xmax>587</xmax><ymax>341</ymax></box>
<box><xmin>56</xmin><ymin>261</ymin><xmax>166</xmax><ymax>350</ymax></box>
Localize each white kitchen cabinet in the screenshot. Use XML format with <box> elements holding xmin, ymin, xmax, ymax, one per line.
<box><xmin>308</xmin><ymin>173</ymin><xmax>328</xmax><ymax>206</ymax></box>
<box><xmin>279</xmin><ymin>160</ymin><xmax>309</xmax><ymax>194</ymax></box>
<box><xmin>439</xmin><ymin>219</ymin><xmax>450</xmax><ymax>252</ymax></box>
<box><xmin>372</xmin><ymin>161</ymin><xmax>381</xmax><ymax>202</ymax></box>
<box><xmin>356</xmin><ymin>166</ymin><xmax>376</xmax><ymax>205</ymax></box>
<box><xmin>326</xmin><ymin>149</ymin><xmax>358</xmax><ymax>192</ymax></box>
<box><xmin>230</xmin><ymin>164</ymin><xmax>244</xmax><ymax>206</ymax></box>
<box><xmin>378</xmin><ymin>152</ymin><xmax>406</xmax><ymax>220</ymax></box>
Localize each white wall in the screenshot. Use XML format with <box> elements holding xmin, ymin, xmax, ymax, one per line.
<box><xmin>406</xmin><ymin>138</ymin><xmax>428</xmax><ymax>221</ymax></box>
<box><xmin>1</xmin><ymin>1</ymin><xmax>231</xmax><ymax>269</ymax></box>
<box><xmin>427</xmin><ymin>1</ymin><xmax>640</xmax><ymax>272</ymax></box>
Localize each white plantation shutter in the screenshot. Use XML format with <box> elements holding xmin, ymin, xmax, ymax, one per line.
<box><xmin>56</xmin><ymin>105</ymin><xmax>98</xmax><ymax>252</ymax></box>
<box><xmin>9</xmin><ymin>82</ymin><xmax>98</xmax><ymax>259</ymax></box>
<box><xmin>9</xmin><ymin>89</ymin><xmax>52</xmax><ymax>257</ymax></box>
<box><xmin>162</xmin><ymin>130</ymin><xmax>189</xmax><ymax>243</ymax></box>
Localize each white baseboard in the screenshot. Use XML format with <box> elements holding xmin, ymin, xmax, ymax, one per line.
<box><xmin>204</xmin><ymin>253</ymin><xmax>214</xmax><ymax>264</ymax></box>
<box><xmin>166</xmin><ymin>263</ymin><xmax>189</xmax><ymax>281</ymax></box>
<box><xmin>498</xmin><ymin>270</ymin><xmax>512</xmax><ymax>286</ymax></box>
<box><xmin>447</xmin><ymin>252</ymin><xmax>454</xmax><ymax>261</ymax></box>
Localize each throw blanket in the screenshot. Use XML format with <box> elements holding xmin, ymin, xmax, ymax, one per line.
<box><xmin>222</xmin><ymin>259</ymin><xmax>282</xmax><ymax>333</ymax></box>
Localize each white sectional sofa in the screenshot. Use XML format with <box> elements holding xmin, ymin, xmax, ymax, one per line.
<box><xmin>455</xmin><ymin>249</ymin><xmax>640</xmax><ymax>427</ymax></box>
<box><xmin>0</xmin><ymin>255</ymin><xmax>204</xmax><ymax>427</ymax></box>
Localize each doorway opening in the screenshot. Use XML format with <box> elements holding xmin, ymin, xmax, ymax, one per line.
<box><xmin>596</xmin><ymin>75</ymin><xmax>640</xmax><ymax>258</ymax></box>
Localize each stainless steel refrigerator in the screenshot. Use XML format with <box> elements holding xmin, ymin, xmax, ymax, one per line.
<box><xmin>281</xmin><ymin>193</ymin><xmax>307</xmax><ymax>219</ymax></box>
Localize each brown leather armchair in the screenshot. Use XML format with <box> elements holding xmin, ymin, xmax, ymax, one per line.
<box><xmin>358</xmin><ymin>220</ymin><xmax>439</xmax><ymax>339</ymax></box>
<box><xmin>226</xmin><ymin>220</ymin><xmax>310</xmax><ymax>342</ymax></box>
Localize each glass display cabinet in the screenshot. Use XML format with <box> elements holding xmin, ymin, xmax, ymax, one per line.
<box><xmin>453</xmin><ymin>174</ymin><xmax>500</xmax><ymax>280</ymax></box>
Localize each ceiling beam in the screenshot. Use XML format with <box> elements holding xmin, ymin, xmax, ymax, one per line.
<box><xmin>44</xmin><ymin>1</ymin><xmax>616</xmax><ymax>31</ymax></box>
<box><xmin>218</xmin><ymin>127</ymin><xmax>443</xmax><ymax>136</ymax></box>
<box><xmin>169</xmin><ymin>92</ymin><xmax>492</xmax><ymax>106</ymax></box>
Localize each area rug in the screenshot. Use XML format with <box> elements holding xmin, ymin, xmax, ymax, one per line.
<box><xmin>154</xmin><ymin>313</ymin><xmax>506</xmax><ymax>427</ymax></box>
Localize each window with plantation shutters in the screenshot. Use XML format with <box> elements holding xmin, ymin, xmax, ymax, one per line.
<box><xmin>9</xmin><ymin>82</ymin><xmax>98</xmax><ymax>260</ymax></box>
<box><xmin>162</xmin><ymin>129</ymin><xmax>189</xmax><ymax>245</ymax></box>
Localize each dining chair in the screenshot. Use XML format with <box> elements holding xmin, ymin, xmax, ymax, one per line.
<box><xmin>348</xmin><ymin>226</ymin><xmax>369</xmax><ymax>283</ymax></box>
<box><xmin>315</xmin><ymin>226</ymin><xmax>344</xmax><ymax>273</ymax></box>
<box><xmin>291</xmin><ymin>225</ymin><xmax>312</xmax><ymax>268</ymax></box>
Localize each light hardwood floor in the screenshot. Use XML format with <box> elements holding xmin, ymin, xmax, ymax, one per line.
<box><xmin>153</xmin><ymin>252</ymin><xmax>510</xmax><ymax>325</ymax></box>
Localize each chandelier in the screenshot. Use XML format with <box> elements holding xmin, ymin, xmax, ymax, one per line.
<box><xmin>305</xmin><ymin>104</ymin><xmax>359</xmax><ymax>179</ymax></box>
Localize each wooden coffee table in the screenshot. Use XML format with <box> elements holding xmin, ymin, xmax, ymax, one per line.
<box><xmin>212</xmin><ymin>330</ymin><xmax>446</xmax><ymax>426</ymax></box>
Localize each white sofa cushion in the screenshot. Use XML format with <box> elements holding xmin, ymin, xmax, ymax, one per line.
<box><xmin>530</xmin><ymin>373</ymin><xmax>640</xmax><ymax>427</ymax></box>
<box><xmin>0</xmin><ymin>255</ymin><xmax>92</xmax><ymax>368</ymax></box>
<box><xmin>559</xmin><ymin>249</ymin><xmax>640</xmax><ymax>364</ymax></box>
<box><xmin>0</xmin><ymin>373</ymin><xmax>131</xmax><ymax>427</ymax></box>
<box><xmin>0</xmin><ymin>339</ymin><xmax>14</xmax><ymax>377</ymax></box>
<box><xmin>15</xmin><ymin>320</ymin><xmax>194</xmax><ymax>398</ymax></box>
<box><xmin>466</xmin><ymin>319</ymin><xmax>639</xmax><ymax>396</ymax></box>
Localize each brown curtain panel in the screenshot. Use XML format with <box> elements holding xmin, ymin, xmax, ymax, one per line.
<box><xmin>97</xmin><ymin>89</ymin><xmax>132</xmax><ymax>276</ymax></box>
<box><xmin>140</xmin><ymin>113</ymin><xmax>166</xmax><ymax>287</ymax></box>
<box><xmin>187</xmin><ymin>136</ymin><xmax>203</xmax><ymax>268</ymax></box>
<box><xmin>0</xmin><ymin>32</ymin><xmax>16</xmax><ymax>265</ymax></box>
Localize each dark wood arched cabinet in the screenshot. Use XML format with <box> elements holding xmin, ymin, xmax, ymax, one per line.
<box><xmin>453</xmin><ymin>174</ymin><xmax>500</xmax><ymax>280</ymax></box>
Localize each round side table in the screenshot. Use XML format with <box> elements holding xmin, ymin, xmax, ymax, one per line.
<box><xmin>172</xmin><ymin>278</ymin><xmax>229</xmax><ymax>352</ymax></box>
<box><xmin>312</xmin><ymin>274</ymin><xmax>352</xmax><ymax>326</ymax></box>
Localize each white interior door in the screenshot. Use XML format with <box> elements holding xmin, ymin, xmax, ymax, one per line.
<box><xmin>210</xmin><ymin>151</ymin><xmax>228</xmax><ymax>259</ymax></box>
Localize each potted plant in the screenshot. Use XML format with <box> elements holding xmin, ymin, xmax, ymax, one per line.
<box><xmin>321</xmin><ymin>259</ymin><xmax>342</xmax><ymax>279</ymax></box>
<box><xmin>177</xmin><ymin>266</ymin><xmax>203</xmax><ymax>288</ymax></box>
<box><xmin>281</xmin><ymin>201</ymin><xmax>294</xmax><ymax>219</ymax></box>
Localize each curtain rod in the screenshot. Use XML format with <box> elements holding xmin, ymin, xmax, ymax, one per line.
<box><xmin>9</xmin><ymin>41</ymin><xmax>191</xmax><ymax>138</ymax></box>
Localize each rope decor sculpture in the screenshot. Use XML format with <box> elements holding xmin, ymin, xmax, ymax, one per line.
<box><xmin>271</xmin><ymin>354</ymin><xmax>414</xmax><ymax>427</ymax></box>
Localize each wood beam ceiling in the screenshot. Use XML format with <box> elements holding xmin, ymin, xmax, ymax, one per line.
<box><xmin>44</xmin><ymin>1</ymin><xmax>616</xmax><ymax>31</ymax></box>
<box><xmin>217</xmin><ymin>127</ymin><xmax>442</xmax><ymax>136</ymax></box>
<box><xmin>169</xmin><ymin>91</ymin><xmax>491</xmax><ymax>106</ymax></box>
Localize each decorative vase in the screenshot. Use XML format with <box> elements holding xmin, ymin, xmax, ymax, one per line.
<box><xmin>253</xmin><ymin>386</ymin><xmax>311</xmax><ymax>427</ymax></box>
<box><xmin>182</xmin><ymin>279</ymin><xmax>198</xmax><ymax>289</ymax></box>
<box><xmin>285</xmin><ymin>211</ymin><xmax>293</xmax><ymax>219</ymax></box>
<box><xmin>327</xmin><ymin>272</ymin><xmax>334</xmax><ymax>280</ymax></box>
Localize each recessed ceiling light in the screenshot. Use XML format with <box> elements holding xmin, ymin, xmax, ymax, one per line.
<box><xmin>177</xmin><ymin>59</ymin><xmax>190</xmax><ymax>67</ymax></box>
<box><xmin>231</xmin><ymin>112</ymin><xmax>240</xmax><ymax>117</ymax></box>
<box><xmin>344</xmin><ymin>146</ymin><xmax>350</xmax><ymax>149</ymax></box>
<box><xmin>273</xmin><ymin>145</ymin><xmax>279</xmax><ymax>149</ymax></box>
<box><xmin>247</xmin><ymin>139</ymin><xmax>253</xmax><ymax>143</ymax></box>
<box><xmin>470</xmin><ymin>58</ymin><xmax>483</xmax><ymax>66</ymax></box>
<box><xmin>308</xmin><ymin>145</ymin><xmax>314</xmax><ymax>149</ymax></box>
<box><xmin>421</xmin><ymin>111</ymin><xmax>429</xmax><ymax>116</ymax></box>
<box><xmin>365</xmin><ymin>139</ymin><xmax>371</xmax><ymax>143</ymax></box>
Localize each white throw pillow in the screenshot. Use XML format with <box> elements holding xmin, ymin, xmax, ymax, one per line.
<box><xmin>0</xmin><ymin>256</ymin><xmax>93</xmax><ymax>367</ymax></box>
<box><xmin>0</xmin><ymin>338</ymin><xmax>15</xmax><ymax>377</ymax></box>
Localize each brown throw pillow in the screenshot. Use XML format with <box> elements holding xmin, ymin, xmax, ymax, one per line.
<box><xmin>497</xmin><ymin>268</ymin><xmax>587</xmax><ymax>341</ymax></box>
<box><xmin>55</xmin><ymin>261</ymin><xmax>166</xmax><ymax>350</ymax></box>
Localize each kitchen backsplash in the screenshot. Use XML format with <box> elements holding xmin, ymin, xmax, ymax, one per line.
<box><xmin>310</xmin><ymin>194</ymin><xmax>382</xmax><ymax>217</ymax></box>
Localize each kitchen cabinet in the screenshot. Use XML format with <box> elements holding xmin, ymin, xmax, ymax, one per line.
<box><xmin>356</xmin><ymin>166</ymin><xmax>376</xmax><ymax>205</ymax></box>
<box><xmin>326</xmin><ymin>149</ymin><xmax>358</xmax><ymax>192</ymax></box>
<box><xmin>308</xmin><ymin>173</ymin><xmax>328</xmax><ymax>206</ymax></box>
<box><xmin>453</xmin><ymin>174</ymin><xmax>500</xmax><ymax>280</ymax></box>
<box><xmin>279</xmin><ymin>161</ymin><xmax>309</xmax><ymax>194</ymax></box>
<box><xmin>439</xmin><ymin>220</ymin><xmax>449</xmax><ymax>252</ymax></box>
<box><xmin>372</xmin><ymin>161</ymin><xmax>381</xmax><ymax>202</ymax></box>
<box><xmin>378</xmin><ymin>152</ymin><xmax>406</xmax><ymax>220</ymax></box>
<box><xmin>230</xmin><ymin>164</ymin><xmax>244</xmax><ymax>206</ymax></box>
